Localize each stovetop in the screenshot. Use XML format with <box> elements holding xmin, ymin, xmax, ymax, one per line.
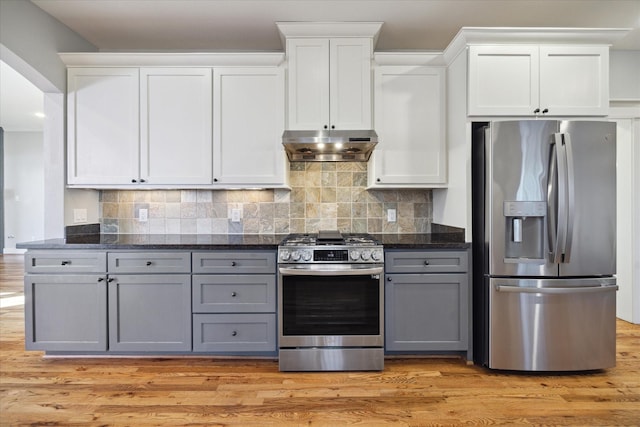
<box><xmin>278</xmin><ymin>231</ymin><xmax>383</xmax><ymax>264</ymax></box>
<box><xmin>280</xmin><ymin>232</ymin><xmax>381</xmax><ymax>247</ymax></box>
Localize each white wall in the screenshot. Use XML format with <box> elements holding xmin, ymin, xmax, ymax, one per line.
<box><xmin>3</xmin><ymin>132</ymin><xmax>44</xmax><ymax>252</ymax></box>
<box><xmin>0</xmin><ymin>0</ymin><xmax>98</xmax><ymax>238</ymax></box>
<box><xmin>610</xmin><ymin>51</ymin><xmax>640</xmax><ymax>101</ymax></box>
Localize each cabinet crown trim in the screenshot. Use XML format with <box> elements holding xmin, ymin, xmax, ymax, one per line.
<box><xmin>443</xmin><ymin>27</ymin><xmax>631</xmax><ymax>65</ymax></box>
<box><xmin>276</xmin><ymin>22</ymin><xmax>383</xmax><ymax>47</ymax></box>
<box><xmin>59</xmin><ymin>52</ymin><xmax>285</xmax><ymax>67</ymax></box>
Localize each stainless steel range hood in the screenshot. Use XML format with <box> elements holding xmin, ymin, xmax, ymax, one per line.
<box><xmin>282</xmin><ymin>130</ymin><xmax>378</xmax><ymax>162</ymax></box>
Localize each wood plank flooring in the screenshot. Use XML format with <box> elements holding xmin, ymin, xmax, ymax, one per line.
<box><xmin>1</xmin><ymin>254</ymin><xmax>639</xmax><ymax>426</ymax></box>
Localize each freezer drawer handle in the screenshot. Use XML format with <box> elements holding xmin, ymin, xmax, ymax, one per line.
<box><xmin>495</xmin><ymin>284</ymin><xmax>618</xmax><ymax>295</ymax></box>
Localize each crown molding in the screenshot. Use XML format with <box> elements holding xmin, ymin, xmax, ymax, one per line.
<box><xmin>443</xmin><ymin>27</ymin><xmax>632</xmax><ymax>64</ymax></box>
<box><xmin>276</xmin><ymin>22</ymin><xmax>383</xmax><ymax>48</ymax></box>
<box><xmin>59</xmin><ymin>52</ymin><xmax>285</xmax><ymax>67</ymax></box>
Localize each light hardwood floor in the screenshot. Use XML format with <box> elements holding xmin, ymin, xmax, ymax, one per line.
<box><xmin>1</xmin><ymin>254</ymin><xmax>639</xmax><ymax>426</ymax></box>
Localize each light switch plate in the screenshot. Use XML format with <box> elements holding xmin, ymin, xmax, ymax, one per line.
<box><xmin>73</xmin><ymin>208</ymin><xmax>87</xmax><ymax>224</ymax></box>
<box><xmin>138</xmin><ymin>208</ymin><xmax>148</xmax><ymax>222</ymax></box>
<box><xmin>231</xmin><ymin>208</ymin><xmax>242</xmax><ymax>223</ymax></box>
<box><xmin>387</xmin><ymin>209</ymin><xmax>397</xmax><ymax>223</ymax></box>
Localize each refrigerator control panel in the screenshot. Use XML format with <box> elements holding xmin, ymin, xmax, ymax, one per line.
<box><xmin>503</xmin><ymin>201</ymin><xmax>546</xmax><ymax>217</ymax></box>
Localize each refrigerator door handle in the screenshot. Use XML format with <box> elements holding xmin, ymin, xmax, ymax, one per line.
<box><xmin>562</xmin><ymin>133</ymin><xmax>576</xmax><ymax>263</ymax></box>
<box><xmin>548</xmin><ymin>134</ymin><xmax>569</xmax><ymax>264</ymax></box>
<box><xmin>495</xmin><ymin>284</ymin><xmax>619</xmax><ymax>295</ymax></box>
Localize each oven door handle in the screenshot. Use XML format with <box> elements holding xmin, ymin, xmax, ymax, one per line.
<box><xmin>278</xmin><ymin>266</ymin><xmax>384</xmax><ymax>276</ymax></box>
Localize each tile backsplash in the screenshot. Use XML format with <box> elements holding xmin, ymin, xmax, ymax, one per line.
<box><xmin>100</xmin><ymin>162</ymin><xmax>432</xmax><ymax>234</ymax></box>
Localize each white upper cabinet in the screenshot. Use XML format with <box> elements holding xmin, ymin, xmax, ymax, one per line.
<box><xmin>67</xmin><ymin>68</ymin><xmax>139</xmax><ymax>185</ymax></box>
<box><xmin>140</xmin><ymin>68</ymin><xmax>212</xmax><ymax>185</ymax></box>
<box><xmin>213</xmin><ymin>67</ymin><xmax>287</xmax><ymax>186</ymax></box>
<box><xmin>286</xmin><ymin>37</ymin><xmax>373</xmax><ymax>130</ymax></box>
<box><xmin>468</xmin><ymin>45</ymin><xmax>609</xmax><ymax>116</ymax></box>
<box><xmin>369</xmin><ymin>65</ymin><xmax>447</xmax><ymax>188</ymax></box>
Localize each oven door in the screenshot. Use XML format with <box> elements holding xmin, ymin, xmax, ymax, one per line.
<box><xmin>278</xmin><ymin>264</ymin><xmax>384</xmax><ymax>348</ymax></box>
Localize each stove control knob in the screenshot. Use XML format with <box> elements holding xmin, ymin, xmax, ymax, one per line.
<box><xmin>291</xmin><ymin>251</ymin><xmax>301</xmax><ymax>261</ymax></box>
<box><xmin>371</xmin><ymin>250</ymin><xmax>383</xmax><ymax>261</ymax></box>
<box><xmin>350</xmin><ymin>250</ymin><xmax>361</xmax><ymax>261</ymax></box>
<box><xmin>280</xmin><ymin>250</ymin><xmax>291</xmax><ymax>261</ymax></box>
<box><xmin>361</xmin><ymin>250</ymin><xmax>371</xmax><ymax>261</ymax></box>
<box><xmin>302</xmin><ymin>251</ymin><xmax>312</xmax><ymax>261</ymax></box>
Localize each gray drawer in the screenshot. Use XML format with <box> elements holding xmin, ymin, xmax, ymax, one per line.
<box><xmin>107</xmin><ymin>252</ymin><xmax>191</xmax><ymax>273</ymax></box>
<box><xmin>25</xmin><ymin>251</ymin><xmax>106</xmax><ymax>274</ymax></box>
<box><xmin>192</xmin><ymin>275</ymin><xmax>276</xmax><ymax>313</ymax></box>
<box><xmin>192</xmin><ymin>313</ymin><xmax>276</xmax><ymax>352</ymax></box>
<box><xmin>192</xmin><ymin>251</ymin><xmax>275</xmax><ymax>274</ymax></box>
<box><xmin>385</xmin><ymin>250</ymin><xmax>468</xmax><ymax>273</ymax></box>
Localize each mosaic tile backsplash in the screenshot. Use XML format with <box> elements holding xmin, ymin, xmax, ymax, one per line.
<box><xmin>100</xmin><ymin>162</ymin><xmax>433</xmax><ymax>235</ymax></box>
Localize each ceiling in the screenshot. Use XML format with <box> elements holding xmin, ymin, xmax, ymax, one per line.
<box><xmin>2</xmin><ymin>0</ymin><xmax>639</xmax><ymax>133</ymax></box>
<box><xmin>30</xmin><ymin>0</ymin><xmax>640</xmax><ymax>51</ymax></box>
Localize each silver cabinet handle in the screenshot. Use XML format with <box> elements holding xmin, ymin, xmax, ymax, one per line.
<box><xmin>231</xmin><ymin>292</ymin><xmax>237</xmax><ymax>297</ymax></box>
<box><xmin>231</xmin><ymin>331</ymin><xmax>238</xmax><ymax>337</ymax></box>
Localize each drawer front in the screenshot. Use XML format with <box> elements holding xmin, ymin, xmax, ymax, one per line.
<box><xmin>192</xmin><ymin>251</ymin><xmax>276</xmax><ymax>274</ymax></box>
<box><xmin>107</xmin><ymin>252</ymin><xmax>191</xmax><ymax>273</ymax></box>
<box><xmin>192</xmin><ymin>313</ymin><xmax>276</xmax><ymax>352</ymax></box>
<box><xmin>25</xmin><ymin>251</ymin><xmax>106</xmax><ymax>273</ymax></box>
<box><xmin>385</xmin><ymin>250</ymin><xmax>468</xmax><ymax>274</ymax></box>
<box><xmin>192</xmin><ymin>275</ymin><xmax>276</xmax><ymax>313</ymax></box>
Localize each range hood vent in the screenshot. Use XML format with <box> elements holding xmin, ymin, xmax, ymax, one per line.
<box><xmin>282</xmin><ymin>130</ymin><xmax>378</xmax><ymax>162</ymax></box>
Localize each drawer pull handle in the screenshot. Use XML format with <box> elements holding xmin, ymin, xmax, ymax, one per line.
<box><xmin>424</xmin><ymin>260</ymin><xmax>430</xmax><ymax>266</ymax></box>
<box><xmin>108</xmin><ymin>278</ymin><xmax>115</xmax><ymax>283</ymax></box>
<box><xmin>146</xmin><ymin>261</ymin><xmax>153</xmax><ymax>266</ymax></box>
<box><xmin>97</xmin><ymin>277</ymin><xmax>105</xmax><ymax>282</ymax></box>
<box><xmin>231</xmin><ymin>261</ymin><xmax>237</xmax><ymax>267</ymax></box>
<box><xmin>61</xmin><ymin>260</ymin><xmax>71</xmax><ymax>266</ymax></box>
<box><xmin>231</xmin><ymin>292</ymin><xmax>237</xmax><ymax>297</ymax></box>
<box><xmin>387</xmin><ymin>277</ymin><xmax>392</xmax><ymax>282</ymax></box>
<box><xmin>231</xmin><ymin>331</ymin><xmax>238</xmax><ymax>337</ymax></box>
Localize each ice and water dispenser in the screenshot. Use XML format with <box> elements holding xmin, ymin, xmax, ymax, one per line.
<box><xmin>503</xmin><ymin>201</ymin><xmax>546</xmax><ymax>261</ymax></box>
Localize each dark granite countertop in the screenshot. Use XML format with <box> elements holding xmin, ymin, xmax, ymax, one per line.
<box><xmin>17</xmin><ymin>224</ymin><xmax>468</xmax><ymax>251</ymax></box>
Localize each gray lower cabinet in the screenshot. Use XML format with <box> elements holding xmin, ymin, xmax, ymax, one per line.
<box><xmin>107</xmin><ymin>251</ymin><xmax>192</xmax><ymax>352</ymax></box>
<box><xmin>24</xmin><ymin>274</ymin><xmax>108</xmax><ymax>351</ymax></box>
<box><xmin>192</xmin><ymin>251</ymin><xmax>277</xmax><ymax>354</ymax></box>
<box><xmin>385</xmin><ymin>250</ymin><xmax>471</xmax><ymax>356</ymax></box>
<box><xmin>108</xmin><ymin>274</ymin><xmax>192</xmax><ymax>352</ymax></box>
<box><xmin>24</xmin><ymin>251</ymin><xmax>108</xmax><ymax>351</ymax></box>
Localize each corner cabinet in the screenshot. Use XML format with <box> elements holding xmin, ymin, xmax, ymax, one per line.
<box><xmin>468</xmin><ymin>45</ymin><xmax>609</xmax><ymax>116</ymax></box>
<box><xmin>67</xmin><ymin>68</ymin><xmax>139</xmax><ymax>185</ymax></box>
<box><xmin>286</xmin><ymin>38</ymin><xmax>372</xmax><ymax>130</ymax></box>
<box><xmin>369</xmin><ymin>65</ymin><xmax>447</xmax><ymax>188</ymax></box>
<box><xmin>384</xmin><ymin>250</ymin><xmax>471</xmax><ymax>359</ymax></box>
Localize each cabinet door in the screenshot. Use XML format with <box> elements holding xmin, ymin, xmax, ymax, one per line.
<box><xmin>67</xmin><ymin>68</ymin><xmax>139</xmax><ymax>185</ymax></box>
<box><xmin>108</xmin><ymin>274</ymin><xmax>192</xmax><ymax>351</ymax></box>
<box><xmin>385</xmin><ymin>273</ymin><xmax>468</xmax><ymax>351</ymax></box>
<box><xmin>286</xmin><ymin>38</ymin><xmax>330</xmax><ymax>130</ymax></box>
<box><xmin>213</xmin><ymin>68</ymin><xmax>286</xmax><ymax>185</ymax></box>
<box><xmin>539</xmin><ymin>46</ymin><xmax>609</xmax><ymax>116</ymax></box>
<box><xmin>24</xmin><ymin>274</ymin><xmax>107</xmax><ymax>351</ymax></box>
<box><xmin>329</xmin><ymin>38</ymin><xmax>372</xmax><ymax>129</ymax></box>
<box><xmin>468</xmin><ymin>45</ymin><xmax>539</xmax><ymax>116</ymax></box>
<box><xmin>370</xmin><ymin>66</ymin><xmax>446</xmax><ymax>187</ymax></box>
<box><xmin>140</xmin><ymin>68</ymin><xmax>213</xmax><ymax>184</ymax></box>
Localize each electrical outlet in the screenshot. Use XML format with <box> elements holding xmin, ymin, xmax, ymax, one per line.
<box><xmin>231</xmin><ymin>208</ymin><xmax>242</xmax><ymax>223</ymax></box>
<box><xmin>138</xmin><ymin>208</ymin><xmax>148</xmax><ymax>222</ymax></box>
<box><xmin>387</xmin><ymin>209</ymin><xmax>397</xmax><ymax>223</ymax></box>
<box><xmin>73</xmin><ymin>208</ymin><xmax>87</xmax><ymax>224</ymax></box>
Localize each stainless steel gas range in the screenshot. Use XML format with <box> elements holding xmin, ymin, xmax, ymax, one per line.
<box><xmin>277</xmin><ymin>230</ymin><xmax>384</xmax><ymax>371</ymax></box>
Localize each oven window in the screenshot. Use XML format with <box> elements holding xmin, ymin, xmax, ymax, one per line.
<box><xmin>282</xmin><ymin>274</ymin><xmax>380</xmax><ymax>336</ymax></box>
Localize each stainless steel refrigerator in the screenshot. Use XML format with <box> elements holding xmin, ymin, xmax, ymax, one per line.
<box><xmin>472</xmin><ymin>120</ymin><xmax>618</xmax><ymax>371</ymax></box>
